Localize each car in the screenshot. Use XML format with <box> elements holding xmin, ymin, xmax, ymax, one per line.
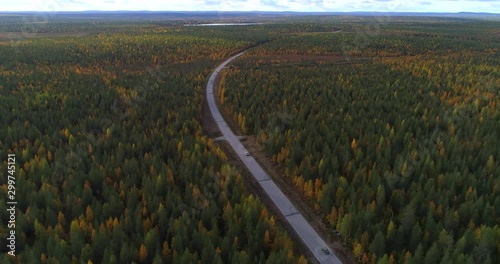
<box><xmin>322</xmin><ymin>248</ymin><xmax>330</xmax><ymax>255</ymax></box>
<box><xmin>244</xmin><ymin>152</ymin><xmax>250</xmax><ymax>156</ymax></box>
<box><xmin>209</xmin><ymin>91</ymin><xmax>212</xmax><ymax>94</ymax></box>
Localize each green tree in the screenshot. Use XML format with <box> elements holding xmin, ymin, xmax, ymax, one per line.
<box><xmin>424</xmin><ymin>242</ymin><xmax>441</xmax><ymax>264</ymax></box>
<box><xmin>370</xmin><ymin>231</ymin><xmax>386</xmax><ymax>257</ymax></box>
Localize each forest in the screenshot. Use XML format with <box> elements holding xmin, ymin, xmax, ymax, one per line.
<box><xmin>0</xmin><ymin>13</ymin><xmax>498</xmax><ymax>264</ymax></box>
<box><xmin>0</xmin><ymin>15</ymin><xmax>309</xmax><ymax>263</ymax></box>
<box><xmin>220</xmin><ymin>17</ymin><xmax>499</xmax><ymax>263</ymax></box>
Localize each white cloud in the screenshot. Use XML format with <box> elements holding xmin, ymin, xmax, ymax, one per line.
<box><xmin>0</xmin><ymin>0</ymin><xmax>498</xmax><ymax>12</ymax></box>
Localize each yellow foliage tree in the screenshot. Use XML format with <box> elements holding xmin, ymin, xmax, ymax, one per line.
<box><xmin>162</xmin><ymin>241</ymin><xmax>171</xmax><ymax>257</ymax></box>
<box><xmin>304</xmin><ymin>180</ymin><xmax>314</xmax><ymax>198</ymax></box>
<box><xmin>389</xmin><ymin>254</ymin><xmax>396</xmax><ymax>264</ymax></box>
<box><xmin>361</xmin><ymin>253</ymin><xmax>370</xmax><ymax>264</ymax></box>
<box><xmin>260</xmin><ymin>208</ymin><xmax>268</xmax><ymax>219</ymax></box>
<box><xmin>314</xmin><ymin>178</ymin><xmax>323</xmax><ymax>201</ymax></box>
<box><xmin>264</xmin><ymin>230</ymin><xmax>271</xmax><ymax>247</ymax></box>
<box><xmin>386</xmin><ymin>220</ymin><xmax>395</xmax><ymax>239</ymax></box>
<box><xmin>486</xmin><ymin>155</ymin><xmax>495</xmax><ymax>175</ymax></box>
<box><xmin>353</xmin><ymin>242</ymin><xmax>363</xmax><ymax>258</ymax></box>
<box><xmin>268</xmin><ymin>216</ymin><xmax>275</xmax><ymax>228</ymax></box>
<box><xmin>57</xmin><ymin>211</ymin><xmax>66</xmax><ymax>226</ymax></box>
<box><xmin>297</xmin><ymin>256</ymin><xmax>308</xmax><ymax>264</ymax></box>
<box><xmin>139</xmin><ymin>244</ymin><xmax>148</xmax><ymax>263</ymax></box>
<box><xmin>294</xmin><ymin>176</ymin><xmax>305</xmax><ymax>191</ymax></box>
<box><xmin>351</xmin><ymin>138</ymin><xmax>358</xmax><ymax>151</ymax></box>
<box><xmin>327</xmin><ymin>207</ymin><xmax>338</xmax><ymax>226</ymax></box>
<box><xmin>404</xmin><ymin>251</ymin><xmax>412</xmax><ymax>264</ymax></box>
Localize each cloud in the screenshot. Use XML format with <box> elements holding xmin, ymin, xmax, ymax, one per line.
<box><xmin>0</xmin><ymin>0</ymin><xmax>499</xmax><ymax>13</ymax></box>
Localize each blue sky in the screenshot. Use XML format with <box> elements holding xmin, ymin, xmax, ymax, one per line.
<box><xmin>1</xmin><ymin>0</ymin><xmax>499</xmax><ymax>13</ymax></box>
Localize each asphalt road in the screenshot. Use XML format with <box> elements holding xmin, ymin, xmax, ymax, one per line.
<box><xmin>206</xmin><ymin>52</ymin><xmax>342</xmax><ymax>264</ymax></box>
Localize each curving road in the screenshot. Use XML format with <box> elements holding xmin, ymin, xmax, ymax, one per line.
<box><xmin>206</xmin><ymin>52</ymin><xmax>342</xmax><ymax>264</ymax></box>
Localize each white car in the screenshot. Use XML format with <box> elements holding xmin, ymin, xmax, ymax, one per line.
<box><xmin>244</xmin><ymin>152</ymin><xmax>250</xmax><ymax>156</ymax></box>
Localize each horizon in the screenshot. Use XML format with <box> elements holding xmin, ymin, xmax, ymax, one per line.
<box><xmin>2</xmin><ymin>0</ymin><xmax>500</xmax><ymax>14</ymax></box>
<box><xmin>1</xmin><ymin>10</ymin><xmax>499</xmax><ymax>14</ymax></box>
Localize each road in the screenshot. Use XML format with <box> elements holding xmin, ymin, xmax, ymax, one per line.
<box><xmin>206</xmin><ymin>52</ymin><xmax>342</xmax><ymax>264</ymax></box>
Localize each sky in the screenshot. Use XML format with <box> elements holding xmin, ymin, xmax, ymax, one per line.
<box><xmin>1</xmin><ymin>0</ymin><xmax>499</xmax><ymax>13</ymax></box>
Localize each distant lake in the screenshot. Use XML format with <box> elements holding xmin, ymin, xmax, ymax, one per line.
<box><xmin>184</xmin><ymin>23</ymin><xmax>262</xmax><ymax>26</ymax></box>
